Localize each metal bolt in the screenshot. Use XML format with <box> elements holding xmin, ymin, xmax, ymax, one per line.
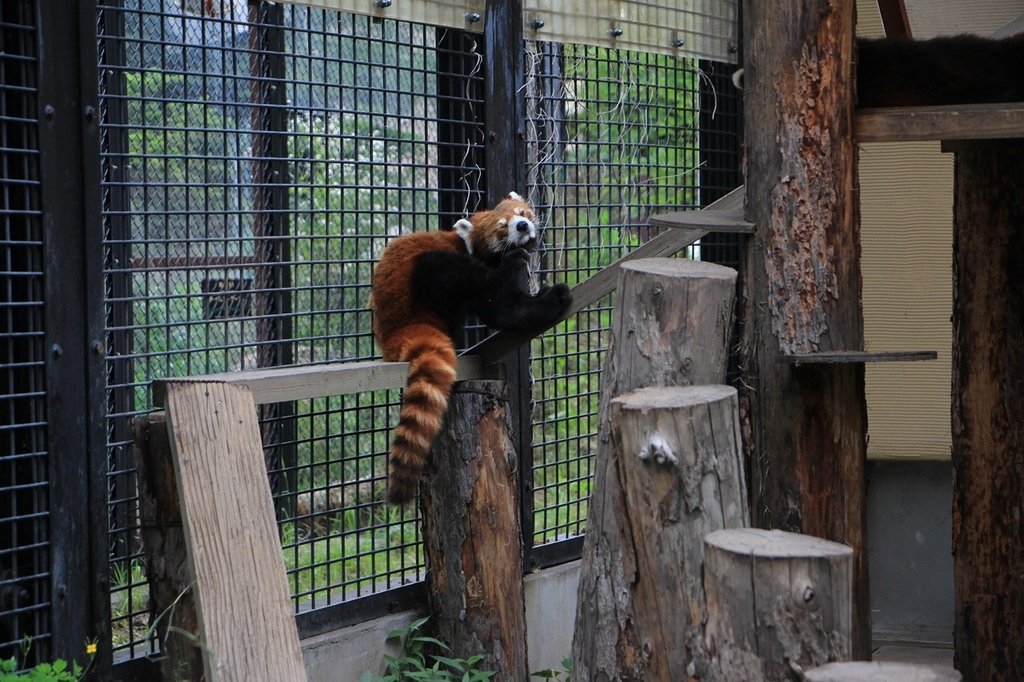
<box><xmin>376</xmin><ymin>0</ymin><xmax>391</xmax><ymax>7</ymax></box>
<box><xmin>532</xmin><ymin>18</ymin><xmax>545</xmax><ymax>30</ymax></box>
<box><xmin>43</xmin><ymin>105</ymin><xmax>55</xmax><ymax>121</ymax></box>
<box><xmin>465</xmin><ymin>11</ymin><xmax>481</xmax><ymax>23</ymax></box>
<box><xmin>803</xmin><ymin>586</ymin><xmax>815</xmax><ymax>603</ymax></box>
<box><xmin>84</xmin><ymin>106</ymin><xmax>96</xmax><ymax>122</ymax></box>
<box><xmin>488</xmin><ymin>130</ymin><xmax>497</xmax><ymax>142</ymax></box>
<box><xmin>728</xmin><ymin>43</ymin><xmax>738</xmax><ymax>54</ymax></box>
<box><xmin>672</xmin><ymin>38</ymin><xmax>685</xmax><ymax>48</ymax></box>
<box><xmin>91</xmin><ymin>340</ymin><xmax>105</xmax><ymax>356</ymax></box>
<box><xmin>610</xmin><ymin>26</ymin><xmax>624</xmax><ymax>38</ymax></box>
<box><xmin>51</xmin><ymin>343</ymin><xmax>63</xmax><ymax>358</ymax></box>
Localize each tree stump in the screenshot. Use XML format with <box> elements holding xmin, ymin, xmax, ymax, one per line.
<box><xmin>419</xmin><ymin>380</ymin><xmax>527</xmax><ymax>679</ymax></box>
<box><xmin>951</xmin><ymin>147</ymin><xmax>1024</xmax><ymax>680</ymax></box>
<box><xmin>573</xmin><ymin>258</ymin><xmax>739</xmax><ymax>681</ymax></box>
<box><xmin>804</xmin><ymin>661</ymin><xmax>961</xmax><ymax>682</ymax></box>
<box><xmin>582</xmin><ymin>385</ymin><xmax>748</xmax><ymax>680</ymax></box>
<box><xmin>703</xmin><ymin>528</ymin><xmax>853</xmax><ymax>681</ymax></box>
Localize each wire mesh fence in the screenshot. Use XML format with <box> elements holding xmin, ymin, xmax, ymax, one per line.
<box><xmin>97</xmin><ymin>1</ymin><xmax>485</xmax><ymax>656</ymax></box>
<box><xmin>0</xmin><ymin>1</ymin><xmax>50</xmax><ymax>665</ymax></box>
<box><xmin>525</xmin><ymin>43</ymin><xmax>741</xmax><ymax>552</ymax></box>
<box><xmin>1</xmin><ymin>0</ymin><xmax>740</xmax><ymax>672</ymax></box>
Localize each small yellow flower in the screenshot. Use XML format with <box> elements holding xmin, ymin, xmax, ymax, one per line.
<box><xmin>85</xmin><ymin>642</ymin><xmax>97</xmax><ymax>656</ymax></box>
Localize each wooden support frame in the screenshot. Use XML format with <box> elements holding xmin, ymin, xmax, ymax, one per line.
<box><xmin>158</xmin><ymin>380</ymin><xmax>307</xmax><ymax>682</ymax></box>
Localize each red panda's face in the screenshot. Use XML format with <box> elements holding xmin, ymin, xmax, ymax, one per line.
<box><xmin>457</xmin><ymin>192</ymin><xmax>538</xmax><ymax>258</ymax></box>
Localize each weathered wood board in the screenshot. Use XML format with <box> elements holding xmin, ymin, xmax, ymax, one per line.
<box><xmin>163</xmin><ymin>380</ymin><xmax>306</xmax><ymax>682</ymax></box>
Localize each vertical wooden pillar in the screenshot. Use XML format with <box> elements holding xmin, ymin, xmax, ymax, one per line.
<box><xmin>951</xmin><ymin>147</ymin><xmax>1024</xmax><ymax>680</ymax></box>
<box><xmin>419</xmin><ymin>380</ymin><xmax>528</xmax><ymax>679</ymax></box>
<box><xmin>740</xmin><ymin>0</ymin><xmax>870</xmax><ymax>657</ymax></box>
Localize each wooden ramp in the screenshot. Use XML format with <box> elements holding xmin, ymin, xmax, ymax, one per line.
<box><xmin>162</xmin><ymin>380</ymin><xmax>307</xmax><ymax>682</ymax></box>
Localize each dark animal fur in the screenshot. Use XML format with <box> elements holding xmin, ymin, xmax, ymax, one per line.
<box><xmin>857</xmin><ymin>34</ymin><xmax>1024</xmax><ymax>107</ymax></box>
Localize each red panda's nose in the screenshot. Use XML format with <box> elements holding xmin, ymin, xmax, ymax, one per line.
<box><xmin>516</xmin><ymin>222</ymin><xmax>529</xmax><ymax>233</ymax></box>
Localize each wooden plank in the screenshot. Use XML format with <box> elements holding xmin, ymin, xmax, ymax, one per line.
<box><xmin>163</xmin><ymin>381</ymin><xmax>307</xmax><ymax>682</ymax></box>
<box><xmin>876</xmin><ymin>0</ymin><xmax>912</xmax><ymax>38</ymax></box>
<box><xmin>783</xmin><ymin>350</ymin><xmax>938</xmax><ymax>365</ymax></box>
<box><xmin>464</xmin><ymin>186</ymin><xmax>747</xmax><ymax>366</ymax></box>
<box><xmin>153</xmin><ymin>356</ymin><xmax>483</xmax><ymax>407</ymax></box>
<box><xmin>855</xmin><ymin>103</ymin><xmax>1024</xmax><ymax>142</ymax></box>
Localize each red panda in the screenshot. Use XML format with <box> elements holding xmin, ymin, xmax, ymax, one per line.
<box><xmin>370</xmin><ymin>192</ymin><xmax>572</xmax><ymax>504</ymax></box>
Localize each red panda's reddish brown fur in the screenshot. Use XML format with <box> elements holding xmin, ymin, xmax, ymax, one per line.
<box><xmin>371</xmin><ymin>195</ymin><xmax>548</xmax><ymax>504</ymax></box>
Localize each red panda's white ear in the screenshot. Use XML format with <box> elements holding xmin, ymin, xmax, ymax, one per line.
<box><xmin>453</xmin><ymin>218</ymin><xmax>474</xmax><ymax>253</ymax></box>
<box><xmin>498</xmin><ymin>218</ymin><xmax>508</xmax><ymax>227</ymax></box>
<box><xmin>508</xmin><ymin>191</ymin><xmax>523</xmax><ymax>201</ymax></box>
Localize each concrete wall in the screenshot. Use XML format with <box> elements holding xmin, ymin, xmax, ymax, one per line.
<box><xmin>867</xmin><ymin>460</ymin><xmax>954</xmax><ymax>645</ymax></box>
<box><xmin>303</xmin><ymin>561</ymin><xmax>581</xmax><ymax>681</ymax></box>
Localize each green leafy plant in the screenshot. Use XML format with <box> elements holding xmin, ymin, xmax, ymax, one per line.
<box><xmin>532</xmin><ymin>657</ymin><xmax>572</xmax><ymax>680</ymax></box>
<box><xmin>360</xmin><ymin>617</ymin><xmax>496</xmax><ymax>682</ymax></box>
<box><xmin>0</xmin><ymin>638</ymin><xmax>96</xmax><ymax>682</ymax></box>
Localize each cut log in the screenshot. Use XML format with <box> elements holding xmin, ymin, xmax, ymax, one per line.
<box><xmin>582</xmin><ymin>385</ymin><xmax>748</xmax><ymax>680</ymax></box>
<box><xmin>951</xmin><ymin>147</ymin><xmax>1024</xmax><ymax>680</ymax></box>
<box><xmin>419</xmin><ymin>380</ymin><xmax>528</xmax><ymax>679</ymax></box>
<box><xmin>805</xmin><ymin>661</ymin><xmax>962</xmax><ymax>681</ymax></box>
<box><xmin>134</xmin><ymin>412</ymin><xmax>203</xmax><ymax>682</ymax></box>
<box><xmin>703</xmin><ymin>528</ymin><xmax>853</xmax><ymax>681</ymax></box>
<box><xmin>573</xmin><ymin>257</ymin><xmax>739</xmax><ymax>681</ymax></box>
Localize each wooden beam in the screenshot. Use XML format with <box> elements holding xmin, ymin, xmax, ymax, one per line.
<box><xmin>163</xmin><ymin>381</ymin><xmax>306</xmax><ymax>682</ymax></box>
<box><xmin>876</xmin><ymin>0</ymin><xmax>911</xmax><ymax>38</ymax></box>
<box><xmin>153</xmin><ymin>356</ymin><xmax>484</xmax><ymax>407</ymax></box>
<box><xmin>855</xmin><ymin>103</ymin><xmax>1024</xmax><ymax>143</ymax></box>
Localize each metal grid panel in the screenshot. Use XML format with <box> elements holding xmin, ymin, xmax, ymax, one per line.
<box><xmin>526</xmin><ymin>44</ymin><xmax>741</xmax><ymax>550</ymax></box>
<box><xmin>0</xmin><ymin>2</ymin><xmax>50</xmax><ymax>664</ymax></box>
<box><xmin>97</xmin><ymin>0</ymin><xmax>484</xmax><ymax>657</ymax></box>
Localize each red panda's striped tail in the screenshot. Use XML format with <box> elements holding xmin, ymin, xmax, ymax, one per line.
<box><xmin>386</xmin><ymin>325</ymin><xmax>457</xmax><ymax>505</ymax></box>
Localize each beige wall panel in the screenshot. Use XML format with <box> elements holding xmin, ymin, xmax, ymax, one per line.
<box><xmin>903</xmin><ymin>0</ymin><xmax>1022</xmax><ymax>38</ymax></box>
<box><xmin>525</xmin><ymin>0</ymin><xmax>739</xmax><ymax>61</ymax></box>
<box><xmin>278</xmin><ymin>0</ymin><xmax>488</xmax><ymax>32</ymax></box>
<box><xmin>860</xmin><ymin>141</ymin><xmax>952</xmax><ymax>460</ymax></box>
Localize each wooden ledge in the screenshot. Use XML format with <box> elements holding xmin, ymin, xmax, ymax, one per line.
<box><xmin>649</xmin><ymin>206</ymin><xmax>755</xmax><ymax>233</ymax></box>
<box><xmin>855</xmin><ymin>102</ymin><xmax>1024</xmax><ymax>143</ymax></box>
<box><xmin>782</xmin><ymin>350</ymin><xmax>938</xmax><ymax>366</ymax></box>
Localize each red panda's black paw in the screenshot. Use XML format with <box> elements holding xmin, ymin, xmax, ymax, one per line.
<box><xmin>542</xmin><ymin>283</ymin><xmax>573</xmax><ymax>313</ymax></box>
<box><xmin>502</xmin><ymin>247</ymin><xmax>530</xmax><ymax>263</ymax></box>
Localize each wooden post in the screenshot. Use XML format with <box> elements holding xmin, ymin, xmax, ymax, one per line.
<box><xmin>162</xmin><ymin>381</ymin><xmax>306</xmax><ymax>682</ymax></box>
<box><xmin>740</xmin><ymin>0</ymin><xmax>870</xmax><ymax>657</ymax></box>
<box><xmin>135</xmin><ymin>413</ymin><xmax>203</xmax><ymax>681</ymax></box>
<box><xmin>573</xmin><ymin>258</ymin><xmax>738</xmax><ymax>680</ymax></box>
<box><xmin>951</xmin><ymin>147</ymin><xmax>1024</xmax><ymax>680</ymax></box>
<box><xmin>704</xmin><ymin>528</ymin><xmax>853</xmax><ymax>680</ymax></box>
<box><xmin>419</xmin><ymin>380</ymin><xmax>528</xmax><ymax>679</ymax></box>
<box><xmin>579</xmin><ymin>385</ymin><xmax>748</xmax><ymax>680</ymax></box>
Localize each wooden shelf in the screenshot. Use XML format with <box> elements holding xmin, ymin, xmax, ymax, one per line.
<box><xmin>855</xmin><ymin>102</ymin><xmax>1024</xmax><ymax>143</ymax></box>
<box><xmin>650</xmin><ymin>206</ymin><xmax>755</xmax><ymax>234</ymax></box>
<box><xmin>782</xmin><ymin>350</ymin><xmax>938</xmax><ymax>366</ymax></box>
